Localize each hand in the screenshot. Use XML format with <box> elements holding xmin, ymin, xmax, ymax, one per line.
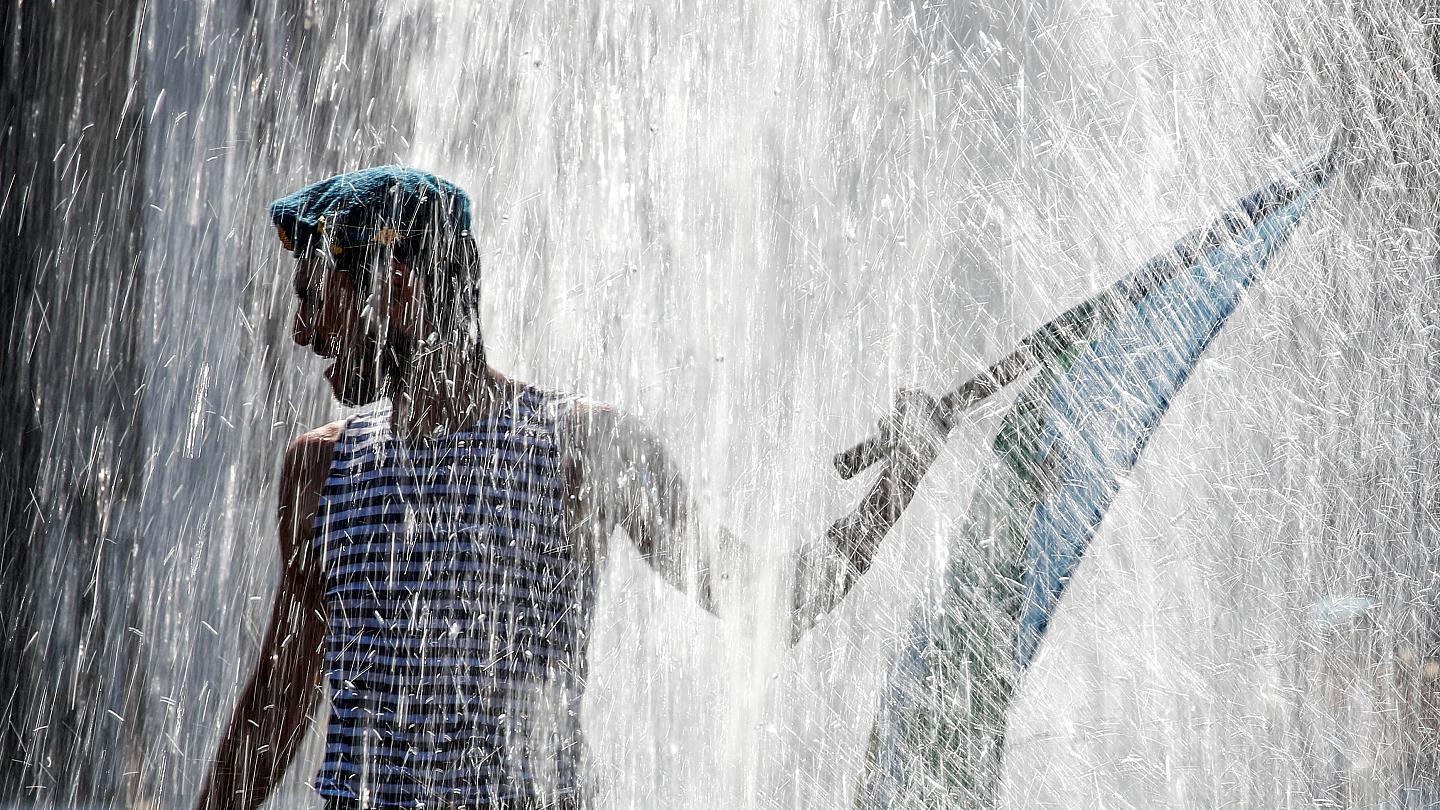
<box><xmin>808</xmin><ymin>387</ymin><xmax>952</xmax><ymax>633</ymax></box>
<box><xmin>882</xmin><ymin>388</ymin><xmax>951</xmax><ymax>477</ymax></box>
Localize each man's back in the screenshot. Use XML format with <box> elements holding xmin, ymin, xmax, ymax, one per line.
<box><xmin>313</xmin><ymin>384</ymin><xmax>593</xmax><ymax>808</ymax></box>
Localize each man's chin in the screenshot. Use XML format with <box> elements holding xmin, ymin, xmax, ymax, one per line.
<box><xmin>326</xmin><ymin>363</ymin><xmax>383</xmax><ymax>407</ymax></box>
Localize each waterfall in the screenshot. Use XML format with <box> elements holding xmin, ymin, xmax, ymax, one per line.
<box><xmin>3</xmin><ymin>0</ymin><xmax>1440</xmax><ymax>807</ymax></box>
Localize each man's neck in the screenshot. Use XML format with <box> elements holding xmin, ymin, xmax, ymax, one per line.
<box><xmin>387</xmin><ymin>342</ymin><xmax>510</xmax><ymax>439</ymax></box>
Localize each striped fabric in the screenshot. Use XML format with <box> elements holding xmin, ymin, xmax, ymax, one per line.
<box><xmin>311</xmin><ymin>386</ymin><xmax>593</xmax><ymax>808</ymax></box>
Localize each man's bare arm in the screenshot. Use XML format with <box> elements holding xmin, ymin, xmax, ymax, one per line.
<box><xmin>562</xmin><ymin>394</ymin><xmax>950</xmax><ymax>642</ymax></box>
<box><xmin>193</xmin><ymin>425</ymin><xmax>337</xmax><ymax>810</ymax></box>
<box><xmin>561</xmin><ymin>403</ymin><xmax>730</xmax><ymax>615</ymax></box>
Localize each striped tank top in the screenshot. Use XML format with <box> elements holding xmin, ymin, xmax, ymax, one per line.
<box><xmin>310</xmin><ymin>386</ymin><xmax>594</xmax><ymax>808</ymax></box>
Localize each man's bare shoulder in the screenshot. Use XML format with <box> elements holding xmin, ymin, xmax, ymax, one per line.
<box><xmin>285</xmin><ymin>421</ymin><xmax>344</xmax><ymax>468</ymax></box>
<box><xmin>276</xmin><ymin>421</ymin><xmax>345</xmax><ymax>557</ymax></box>
<box><xmin>280</xmin><ymin>420</ymin><xmax>345</xmax><ymax>499</ymax></box>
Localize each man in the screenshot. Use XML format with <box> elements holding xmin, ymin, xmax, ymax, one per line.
<box><xmin>194</xmin><ymin>167</ymin><xmax>950</xmax><ymax>810</ymax></box>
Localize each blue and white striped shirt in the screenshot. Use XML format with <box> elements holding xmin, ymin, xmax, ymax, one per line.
<box><xmin>311</xmin><ymin>386</ymin><xmax>593</xmax><ymax>808</ymax></box>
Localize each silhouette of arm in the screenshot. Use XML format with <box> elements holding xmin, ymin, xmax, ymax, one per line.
<box><xmin>791</xmin><ymin>389</ymin><xmax>950</xmax><ymax>640</ymax></box>
<box><xmin>561</xmin><ymin>403</ymin><xmax>731</xmax><ymax>615</ymax></box>
<box><xmin>194</xmin><ymin>425</ymin><xmax>337</xmax><ymax>810</ymax></box>
<box><xmin>562</xmin><ymin>394</ymin><xmax>949</xmax><ymax>644</ymax></box>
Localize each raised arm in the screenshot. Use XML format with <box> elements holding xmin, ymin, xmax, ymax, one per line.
<box><xmin>561</xmin><ymin>393</ymin><xmax>950</xmax><ymax>644</ymax></box>
<box><xmin>194</xmin><ymin>425</ymin><xmax>337</xmax><ymax>810</ymax></box>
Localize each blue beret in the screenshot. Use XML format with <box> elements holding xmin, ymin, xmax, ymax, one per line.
<box><xmin>268</xmin><ymin>166</ymin><xmax>472</xmax><ymax>258</ymax></box>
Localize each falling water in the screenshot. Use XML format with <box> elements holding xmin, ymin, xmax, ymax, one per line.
<box><xmin>3</xmin><ymin>0</ymin><xmax>1440</xmax><ymax>807</ymax></box>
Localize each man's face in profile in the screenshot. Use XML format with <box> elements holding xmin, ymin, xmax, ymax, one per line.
<box><xmin>290</xmin><ymin>253</ymin><xmax>386</xmax><ymax>407</ymax></box>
